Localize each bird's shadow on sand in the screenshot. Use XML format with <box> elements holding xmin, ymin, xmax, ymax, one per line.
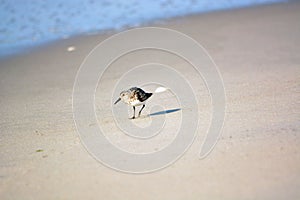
<box><xmin>148</xmin><ymin>108</ymin><xmax>181</xmax><ymax>117</ymax></box>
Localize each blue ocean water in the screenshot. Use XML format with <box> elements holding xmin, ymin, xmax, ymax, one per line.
<box><xmin>0</xmin><ymin>0</ymin><xmax>283</xmax><ymax>57</ymax></box>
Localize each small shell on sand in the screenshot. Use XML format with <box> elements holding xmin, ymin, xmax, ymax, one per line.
<box><xmin>67</xmin><ymin>46</ymin><xmax>76</xmax><ymax>52</ymax></box>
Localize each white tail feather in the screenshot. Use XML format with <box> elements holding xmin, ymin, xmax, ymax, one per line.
<box><xmin>154</xmin><ymin>87</ymin><xmax>167</xmax><ymax>93</ymax></box>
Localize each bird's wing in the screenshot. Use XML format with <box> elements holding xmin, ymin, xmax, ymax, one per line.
<box><xmin>134</xmin><ymin>88</ymin><xmax>152</xmax><ymax>102</ymax></box>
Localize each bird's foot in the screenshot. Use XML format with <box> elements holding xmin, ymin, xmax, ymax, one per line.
<box><xmin>129</xmin><ymin>116</ymin><xmax>135</xmax><ymax>120</ymax></box>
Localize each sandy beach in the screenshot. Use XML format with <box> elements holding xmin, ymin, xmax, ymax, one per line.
<box><xmin>1</xmin><ymin>1</ymin><xmax>300</xmax><ymax>200</ymax></box>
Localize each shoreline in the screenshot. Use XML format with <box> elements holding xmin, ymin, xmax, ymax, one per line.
<box><xmin>0</xmin><ymin>0</ymin><xmax>288</xmax><ymax>60</ymax></box>
<box><xmin>1</xmin><ymin>1</ymin><xmax>299</xmax><ymax>199</ymax></box>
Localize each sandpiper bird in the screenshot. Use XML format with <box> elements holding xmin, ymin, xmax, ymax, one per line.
<box><xmin>114</xmin><ymin>86</ymin><xmax>167</xmax><ymax>119</ymax></box>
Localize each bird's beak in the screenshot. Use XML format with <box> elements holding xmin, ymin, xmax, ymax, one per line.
<box><xmin>114</xmin><ymin>97</ymin><xmax>121</xmax><ymax>105</ymax></box>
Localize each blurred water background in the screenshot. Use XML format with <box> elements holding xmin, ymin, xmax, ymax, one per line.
<box><xmin>0</xmin><ymin>0</ymin><xmax>283</xmax><ymax>57</ymax></box>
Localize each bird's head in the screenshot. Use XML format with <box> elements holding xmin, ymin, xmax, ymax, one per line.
<box><xmin>114</xmin><ymin>90</ymin><xmax>130</xmax><ymax>105</ymax></box>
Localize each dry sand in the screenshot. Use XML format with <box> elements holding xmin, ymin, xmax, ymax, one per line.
<box><xmin>0</xmin><ymin>2</ymin><xmax>299</xmax><ymax>200</ymax></box>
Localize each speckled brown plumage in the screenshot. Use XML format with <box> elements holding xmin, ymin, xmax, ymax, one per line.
<box><xmin>114</xmin><ymin>87</ymin><xmax>153</xmax><ymax>119</ymax></box>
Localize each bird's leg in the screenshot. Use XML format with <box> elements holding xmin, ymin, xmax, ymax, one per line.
<box><xmin>130</xmin><ymin>106</ymin><xmax>136</xmax><ymax>119</ymax></box>
<box><xmin>138</xmin><ymin>105</ymin><xmax>145</xmax><ymax>117</ymax></box>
